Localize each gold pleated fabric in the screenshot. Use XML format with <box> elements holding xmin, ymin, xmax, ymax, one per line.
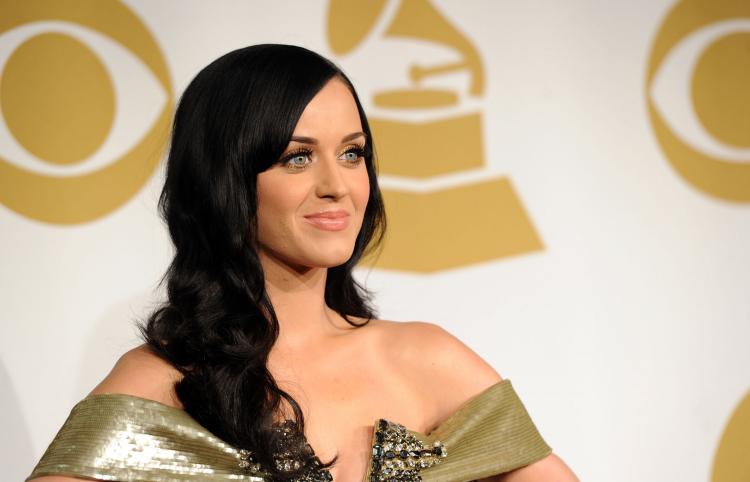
<box><xmin>26</xmin><ymin>394</ymin><xmax>265</xmax><ymax>482</ymax></box>
<box><xmin>27</xmin><ymin>379</ymin><xmax>551</xmax><ymax>482</ymax></box>
<box><xmin>417</xmin><ymin>379</ymin><xmax>552</xmax><ymax>481</ymax></box>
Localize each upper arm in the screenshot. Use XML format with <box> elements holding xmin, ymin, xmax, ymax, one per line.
<box><xmin>89</xmin><ymin>344</ymin><xmax>182</xmax><ymax>408</ymax></box>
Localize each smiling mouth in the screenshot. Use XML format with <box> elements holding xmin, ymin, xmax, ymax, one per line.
<box><xmin>303</xmin><ymin>211</ymin><xmax>350</xmax><ymax>231</ymax></box>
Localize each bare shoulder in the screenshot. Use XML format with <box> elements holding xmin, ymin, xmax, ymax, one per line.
<box><xmin>370</xmin><ymin>321</ymin><xmax>580</xmax><ymax>481</ymax></box>
<box><xmin>90</xmin><ymin>344</ymin><xmax>182</xmax><ymax>406</ymax></box>
<box><xmin>369</xmin><ymin>320</ymin><xmax>503</xmax><ymax>415</ymax></box>
<box><xmin>89</xmin><ymin>344</ymin><xmax>183</xmax><ymax>409</ymax></box>
<box><xmin>27</xmin><ymin>348</ymin><xmax>183</xmax><ymax>482</ymax></box>
<box><xmin>375</xmin><ymin>320</ymin><xmax>502</xmax><ymax>383</ymax></box>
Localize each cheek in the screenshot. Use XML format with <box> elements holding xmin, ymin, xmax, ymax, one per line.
<box><xmin>256</xmin><ymin>175</ymin><xmax>308</xmax><ymax>240</ymax></box>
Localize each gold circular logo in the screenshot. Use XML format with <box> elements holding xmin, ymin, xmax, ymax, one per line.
<box><xmin>646</xmin><ymin>0</ymin><xmax>750</xmax><ymax>202</ymax></box>
<box><xmin>712</xmin><ymin>391</ymin><xmax>750</xmax><ymax>482</ymax></box>
<box><xmin>0</xmin><ymin>0</ymin><xmax>173</xmax><ymax>224</ymax></box>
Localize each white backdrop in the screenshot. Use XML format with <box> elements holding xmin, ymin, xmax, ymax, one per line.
<box><xmin>1</xmin><ymin>1</ymin><xmax>749</xmax><ymax>481</ymax></box>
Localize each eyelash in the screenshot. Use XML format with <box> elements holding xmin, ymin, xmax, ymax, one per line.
<box><xmin>279</xmin><ymin>145</ymin><xmax>367</xmax><ymax>171</ymax></box>
<box><xmin>279</xmin><ymin>148</ymin><xmax>313</xmax><ymax>171</ymax></box>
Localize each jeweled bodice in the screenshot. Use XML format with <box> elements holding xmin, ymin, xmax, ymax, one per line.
<box><xmin>26</xmin><ymin>379</ymin><xmax>551</xmax><ymax>482</ymax></box>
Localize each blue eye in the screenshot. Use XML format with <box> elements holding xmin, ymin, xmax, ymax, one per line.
<box><xmin>339</xmin><ymin>146</ymin><xmax>365</xmax><ymax>165</ymax></box>
<box><xmin>289</xmin><ymin>154</ymin><xmax>308</xmax><ymax>166</ymax></box>
<box><xmin>280</xmin><ymin>149</ymin><xmax>312</xmax><ymax>170</ymax></box>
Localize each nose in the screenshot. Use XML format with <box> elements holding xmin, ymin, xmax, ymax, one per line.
<box><xmin>314</xmin><ymin>155</ymin><xmax>349</xmax><ymax>200</ymax></box>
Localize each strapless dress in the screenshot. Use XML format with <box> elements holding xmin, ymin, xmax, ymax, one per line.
<box><xmin>26</xmin><ymin>379</ymin><xmax>551</xmax><ymax>482</ymax></box>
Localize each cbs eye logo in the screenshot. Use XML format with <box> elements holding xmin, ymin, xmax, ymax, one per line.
<box><xmin>646</xmin><ymin>0</ymin><xmax>750</xmax><ymax>203</ymax></box>
<box><xmin>0</xmin><ymin>0</ymin><xmax>173</xmax><ymax>224</ymax></box>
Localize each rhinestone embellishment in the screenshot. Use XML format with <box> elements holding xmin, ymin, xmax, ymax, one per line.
<box><xmin>238</xmin><ymin>420</ymin><xmax>333</xmax><ymax>482</ymax></box>
<box><xmin>368</xmin><ymin>419</ymin><xmax>447</xmax><ymax>482</ymax></box>
<box><xmin>273</xmin><ymin>420</ymin><xmax>332</xmax><ymax>481</ymax></box>
<box><xmin>237</xmin><ymin>448</ymin><xmax>261</xmax><ymax>473</ymax></box>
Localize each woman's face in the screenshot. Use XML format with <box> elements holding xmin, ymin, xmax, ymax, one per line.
<box><xmin>256</xmin><ymin>78</ymin><xmax>370</xmax><ymax>272</ymax></box>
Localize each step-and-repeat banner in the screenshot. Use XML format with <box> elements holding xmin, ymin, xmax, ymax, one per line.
<box><xmin>1</xmin><ymin>1</ymin><xmax>748</xmax><ymax>480</ymax></box>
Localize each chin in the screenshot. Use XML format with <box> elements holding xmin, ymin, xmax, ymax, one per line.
<box><xmin>306</xmin><ymin>247</ymin><xmax>356</xmax><ymax>268</ymax></box>
<box><xmin>319</xmin><ymin>253</ymin><xmax>355</xmax><ymax>268</ymax></box>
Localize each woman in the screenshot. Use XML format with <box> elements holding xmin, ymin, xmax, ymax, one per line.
<box><xmin>28</xmin><ymin>44</ymin><xmax>578</xmax><ymax>482</ymax></box>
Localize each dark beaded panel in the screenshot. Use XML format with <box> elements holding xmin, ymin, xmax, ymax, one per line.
<box><xmin>237</xmin><ymin>420</ymin><xmax>333</xmax><ymax>482</ymax></box>
<box><xmin>368</xmin><ymin>418</ymin><xmax>447</xmax><ymax>482</ymax></box>
<box><xmin>237</xmin><ymin>418</ymin><xmax>447</xmax><ymax>481</ymax></box>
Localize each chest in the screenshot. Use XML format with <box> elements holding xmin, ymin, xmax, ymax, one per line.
<box><xmin>271</xmin><ymin>368</ymin><xmax>438</xmax><ymax>481</ymax></box>
<box><xmin>300</xmin><ymin>384</ymin><xmax>437</xmax><ymax>475</ymax></box>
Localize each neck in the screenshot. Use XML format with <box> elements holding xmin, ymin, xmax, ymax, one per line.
<box><xmin>259</xmin><ymin>251</ymin><xmax>350</xmax><ymax>350</ymax></box>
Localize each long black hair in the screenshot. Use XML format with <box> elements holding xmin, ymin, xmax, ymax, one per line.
<box><xmin>140</xmin><ymin>44</ymin><xmax>386</xmax><ymax>480</ymax></box>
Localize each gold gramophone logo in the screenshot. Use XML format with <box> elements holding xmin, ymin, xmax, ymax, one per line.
<box><xmin>646</xmin><ymin>0</ymin><xmax>750</xmax><ymax>203</ymax></box>
<box><xmin>327</xmin><ymin>0</ymin><xmax>543</xmax><ymax>272</ymax></box>
<box><xmin>0</xmin><ymin>0</ymin><xmax>173</xmax><ymax>225</ymax></box>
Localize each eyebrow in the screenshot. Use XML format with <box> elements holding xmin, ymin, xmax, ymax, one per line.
<box><xmin>289</xmin><ymin>131</ymin><xmax>366</xmax><ymax>145</ymax></box>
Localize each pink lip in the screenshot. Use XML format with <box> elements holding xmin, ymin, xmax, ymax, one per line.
<box><xmin>303</xmin><ymin>210</ymin><xmax>350</xmax><ymax>231</ymax></box>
